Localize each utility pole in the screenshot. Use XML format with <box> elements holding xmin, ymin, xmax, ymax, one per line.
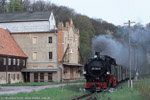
<box><xmin>124</xmin><ymin>20</ymin><xmax>135</xmax><ymax>88</ymax></box>
<box><xmin>131</xmin><ymin>43</ymin><xmax>138</xmax><ymax>80</ymax></box>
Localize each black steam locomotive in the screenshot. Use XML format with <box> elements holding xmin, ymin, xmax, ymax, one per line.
<box><xmin>83</xmin><ymin>52</ymin><xmax>134</xmax><ymax>92</ymax></box>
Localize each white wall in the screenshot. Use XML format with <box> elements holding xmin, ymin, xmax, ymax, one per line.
<box><xmin>0</xmin><ymin>21</ymin><xmax>50</xmax><ymax>33</ymax></box>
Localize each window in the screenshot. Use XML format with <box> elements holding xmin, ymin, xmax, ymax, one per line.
<box><xmin>14</xmin><ymin>74</ymin><xmax>15</xmax><ymax>80</ymax></box>
<box><xmin>8</xmin><ymin>58</ymin><xmax>11</xmax><ymax>65</ymax></box>
<box><xmin>17</xmin><ymin>74</ymin><xmax>19</xmax><ymax>80</ymax></box>
<box><xmin>13</xmin><ymin>59</ymin><xmax>16</xmax><ymax>65</ymax></box>
<box><xmin>49</xmin><ymin>52</ymin><xmax>52</xmax><ymax>59</ymax></box>
<box><xmin>70</xmin><ymin>49</ymin><xmax>73</xmax><ymax>53</ymax></box>
<box><xmin>32</xmin><ymin>37</ymin><xmax>38</xmax><ymax>44</ymax></box>
<box><xmin>23</xmin><ymin>60</ymin><xmax>25</xmax><ymax>66</ymax></box>
<box><xmin>17</xmin><ymin>59</ymin><xmax>20</xmax><ymax>66</ymax></box>
<box><xmin>33</xmin><ymin>52</ymin><xmax>37</xmax><ymax>60</ymax></box>
<box><xmin>3</xmin><ymin>58</ymin><xmax>6</xmax><ymax>65</ymax></box>
<box><xmin>48</xmin><ymin>37</ymin><xmax>52</xmax><ymax>43</ymax></box>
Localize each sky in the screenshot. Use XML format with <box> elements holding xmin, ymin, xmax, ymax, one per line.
<box><xmin>43</xmin><ymin>0</ymin><xmax>150</xmax><ymax>26</ymax></box>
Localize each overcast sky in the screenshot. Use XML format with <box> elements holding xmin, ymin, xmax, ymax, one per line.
<box><xmin>44</xmin><ymin>0</ymin><xmax>150</xmax><ymax>26</ymax></box>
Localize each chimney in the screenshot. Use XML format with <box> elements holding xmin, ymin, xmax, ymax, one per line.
<box><xmin>58</xmin><ymin>22</ymin><xmax>64</xmax><ymax>30</ymax></box>
<box><xmin>69</xmin><ymin>18</ymin><xmax>73</xmax><ymax>25</ymax></box>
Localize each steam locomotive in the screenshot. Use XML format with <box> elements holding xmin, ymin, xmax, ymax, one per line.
<box><xmin>83</xmin><ymin>52</ymin><xmax>134</xmax><ymax>92</ymax></box>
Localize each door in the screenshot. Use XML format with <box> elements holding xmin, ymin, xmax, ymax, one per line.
<box><xmin>70</xmin><ymin>68</ymin><xmax>73</xmax><ymax>79</ymax></box>
<box><xmin>23</xmin><ymin>72</ymin><xmax>30</xmax><ymax>82</ymax></box>
<box><xmin>34</xmin><ymin>73</ymin><xmax>38</xmax><ymax>82</ymax></box>
<box><xmin>48</xmin><ymin>73</ymin><xmax>52</xmax><ymax>82</ymax></box>
<box><xmin>8</xmin><ymin>74</ymin><xmax>11</xmax><ymax>84</ymax></box>
<box><xmin>40</xmin><ymin>73</ymin><xmax>44</xmax><ymax>82</ymax></box>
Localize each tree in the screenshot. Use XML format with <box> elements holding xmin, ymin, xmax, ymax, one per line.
<box><xmin>0</xmin><ymin>0</ymin><xmax>6</xmax><ymax>13</ymax></box>
<box><xmin>22</xmin><ymin>0</ymin><xmax>31</xmax><ymax>12</ymax></box>
<box><xmin>7</xmin><ymin>0</ymin><xmax>23</xmax><ymax>12</ymax></box>
<box><xmin>73</xmin><ymin>14</ymin><xmax>95</xmax><ymax>63</ymax></box>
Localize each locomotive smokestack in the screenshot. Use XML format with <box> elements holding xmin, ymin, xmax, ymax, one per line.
<box><xmin>95</xmin><ymin>52</ymin><xmax>100</xmax><ymax>58</ymax></box>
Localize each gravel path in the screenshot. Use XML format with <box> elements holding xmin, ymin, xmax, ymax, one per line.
<box><xmin>0</xmin><ymin>83</ymin><xmax>84</xmax><ymax>95</ymax></box>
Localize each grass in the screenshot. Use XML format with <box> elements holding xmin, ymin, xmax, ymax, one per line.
<box><xmin>0</xmin><ymin>84</ymin><xmax>144</xmax><ymax>100</ymax></box>
<box><xmin>0</xmin><ymin>85</ymin><xmax>88</xmax><ymax>100</ymax></box>
<box><xmin>97</xmin><ymin>86</ymin><xmax>142</xmax><ymax>100</ymax></box>
<box><xmin>0</xmin><ymin>78</ymin><xmax>149</xmax><ymax>100</ymax></box>
<box><xmin>97</xmin><ymin>78</ymin><xmax>150</xmax><ymax>100</ymax></box>
<box><xmin>0</xmin><ymin>79</ymin><xmax>86</xmax><ymax>86</ymax></box>
<box><xmin>135</xmin><ymin>82</ymin><xmax>150</xmax><ymax>100</ymax></box>
<box><xmin>134</xmin><ymin>78</ymin><xmax>150</xmax><ymax>82</ymax></box>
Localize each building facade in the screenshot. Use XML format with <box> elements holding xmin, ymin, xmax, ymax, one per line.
<box><xmin>0</xmin><ymin>12</ymin><xmax>82</xmax><ymax>83</ymax></box>
<box><xmin>57</xmin><ymin>20</ymin><xmax>82</xmax><ymax>80</ymax></box>
<box><xmin>0</xmin><ymin>28</ymin><xmax>27</xmax><ymax>84</ymax></box>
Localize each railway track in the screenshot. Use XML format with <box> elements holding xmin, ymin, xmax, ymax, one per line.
<box><xmin>70</xmin><ymin>92</ymin><xmax>99</xmax><ymax>100</ymax></box>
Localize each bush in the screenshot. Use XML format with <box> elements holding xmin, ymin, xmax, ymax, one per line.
<box><xmin>135</xmin><ymin>83</ymin><xmax>150</xmax><ymax>100</ymax></box>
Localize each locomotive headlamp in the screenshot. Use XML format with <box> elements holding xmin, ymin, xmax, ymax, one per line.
<box><xmin>107</xmin><ymin>71</ymin><xmax>110</xmax><ymax>75</ymax></box>
<box><xmin>83</xmin><ymin>71</ymin><xmax>86</xmax><ymax>74</ymax></box>
<box><xmin>94</xmin><ymin>55</ymin><xmax>97</xmax><ymax>58</ymax></box>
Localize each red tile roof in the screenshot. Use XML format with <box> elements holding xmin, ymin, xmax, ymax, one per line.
<box><xmin>0</xmin><ymin>28</ymin><xmax>27</xmax><ymax>57</ymax></box>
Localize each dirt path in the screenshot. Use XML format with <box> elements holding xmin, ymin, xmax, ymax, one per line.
<box><xmin>0</xmin><ymin>83</ymin><xmax>84</xmax><ymax>95</ymax></box>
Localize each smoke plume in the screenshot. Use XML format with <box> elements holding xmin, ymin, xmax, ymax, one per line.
<box><xmin>92</xmin><ymin>23</ymin><xmax>150</xmax><ymax>74</ymax></box>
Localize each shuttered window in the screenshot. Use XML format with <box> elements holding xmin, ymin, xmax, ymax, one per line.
<box><xmin>33</xmin><ymin>52</ymin><xmax>37</xmax><ymax>60</ymax></box>
<box><xmin>33</xmin><ymin>37</ymin><xmax>38</xmax><ymax>44</ymax></box>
